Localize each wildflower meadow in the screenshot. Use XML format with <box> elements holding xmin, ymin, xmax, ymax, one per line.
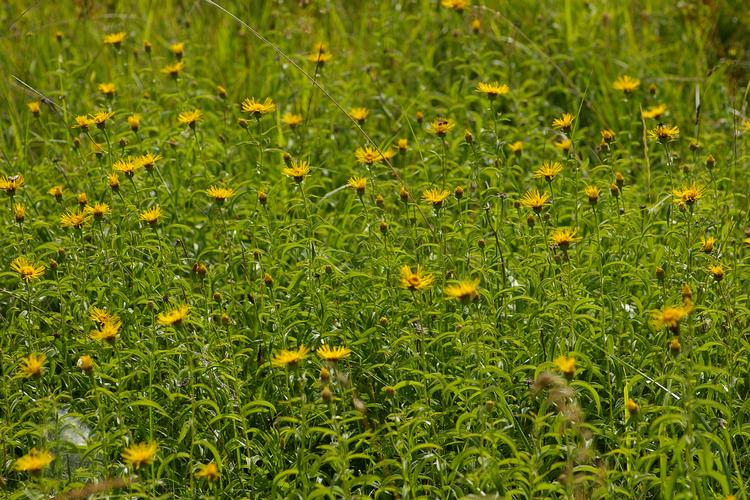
<box><xmin>2</xmin><ymin>0</ymin><xmax>750</xmax><ymax>498</ymax></box>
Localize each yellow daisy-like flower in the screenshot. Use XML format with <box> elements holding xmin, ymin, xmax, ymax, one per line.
<box><xmin>282</xmin><ymin>160</ymin><xmax>312</xmax><ymax>183</ymax></box>
<box><xmin>519</xmin><ymin>188</ymin><xmax>551</xmax><ymax>213</ymax></box>
<box><xmin>400</xmin><ymin>265</ymin><xmax>434</xmax><ymax>291</ymax></box>
<box><xmin>641</xmin><ymin>104</ymin><xmax>667</xmax><ymax>120</ymax></box>
<box><xmin>77</xmin><ymin>355</ymin><xmax>94</xmax><ymax>373</ymax></box>
<box><xmin>626</xmin><ymin>399</ymin><xmax>640</xmax><ymax>416</ymax></box>
<box><xmin>282</xmin><ymin>113</ymin><xmax>303</xmax><ymax>128</ymax></box>
<box><xmin>555</xmin><ymin>355</ymin><xmax>576</xmax><ymax>378</ymax></box>
<box><xmin>271</xmin><ymin>345</ymin><xmax>310</xmax><ymax>368</ymax></box>
<box><xmin>157</xmin><ymin>304</ymin><xmax>190</xmax><ymax>326</ymax></box>
<box><xmin>445</xmin><ymin>278</ymin><xmax>480</xmax><ymax>302</ymax></box>
<box><xmin>113</xmin><ymin>158</ymin><xmax>141</xmax><ymax>177</ymax></box>
<box><xmin>534</xmin><ymin>161</ymin><xmax>563</xmax><ymax>182</ymax></box>
<box><xmin>349</xmin><ymin>107</ymin><xmax>370</xmax><ymax>123</ymax></box>
<box><xmin>397</xmin><ymin>138</ymin><xmax>408</xmax><ymax>151</ymax></box>
<box><xmin>348</xmin><ymin>176</ymin><xmax>367</xmax><ymax>194</ymax></box>
<box><xmin>429</xmin><ymin>118</ymin><xmax>455</xmax><ymax>137</ymax></box>
<box><xmin>61</xmin><ymin>210</ymin><xmax>90</xmax><ymax>229</ymax></box>
<box><xmin>207</xmin><ymin>185</ymin><xmax>237</xmax><ymax>203</ymax></box>
<box><xmin>651</xmin><ymin>303</ymin><xmax>692</xmax><ymax>334</ymax></box>
<box><xmin>195</xmin><ymin>462</ymin><xmax>220</xmax><ymax>482</ymax></box>
<box><xmin>475</xmin><ymin>81</ymin><xmax>510</xmax><ymax>99</ymax></box>
<box><xmin>554</xmin><ymin>139</ymin><xmax>572</xmax><ymax>154</ymax></box>
<box><xmin>122</xmin><ymin>442</ymin><xmax>158</xmax><ymax>470</ymax></box>
<box><xmin>0</xmin><ymin>174</ymin><xmax>24</xmax><ymax>195</ymax></box>
<box><xmin>108</xmin><ymin>172</ymin><xmax>120</xmax><ymax>190</ymax></box>
<box><xmin>584</xmin><ymin>185</ymin><xmax>600</xmax><ymax>204</ymax></box>
<box><xmin>137</xmin><ymin>152</ymin><xmax>162</xmax><ymax>171</ymax></box>
<box><xmin>27</xmin><ymin>101</ymin><xmax>41</xmax><ymax>116</ymax></box>
<box><xmin>47</xmin><ymin>185</ymin><xmax>64</xmax><ymax>199</ymax></box>
<box><xmin>422</xmin><ymin>188</ymin><xmax>451</xmax><ymax>207</ymax></box>
<box><xmin>700</xmin><ymin>236</ymin><xmax>716</xmax><ymax>253</ymax></box>
<box><xmin>98</xmin><ymin>82</ymin><xmax>116</xmax><ymax>96</ymax></box>
<box><xmin>169</xmin><ymin>42</ymin><xmax>184</xmax><ymax>58</ymax></box>
<box><xmin>612</xmin><ymin>75</ymin><xmax>641</xmax><ymax>94</ymax></box>
<box><xmin>600</xmin><ymin>129</ymin><xmax>616</xmax><ymax>143</ymax></box>
<box><xmin>19</xmin><ymin>353</ymin><xmax>46</xmax><ymax>378</ymax></box>
<box><xmin>241</xmin><ymin>97</ymin><xmax>276</xmax><ymax>118</ymax></box>
<box><xmin>648</xmin><ymin>123</ymin><xmax>679</xmax><ymax>143</ymax></box>
<box><xmin>127</xmin><ymin>114</ymin><xmax>141</xmax><ymax>131</ymax></box>
<box><xmin>84</xmin><ymin>202</ymin><xmax>111</xmax><ymax>220</ymax></box>
<box><xmin>139</xmin><ymin>206</ymin><xmax>162</xmax><ymax>225</ymax></box>
<box><xmin>73</xmin><ymin>115</ymin><xmax>94</xmax><ymax>130</ymax></box>
<box><xmin>161</xmin><ymin>61</ymin><xmax>185</xmax><ymax>78</ymax></box>
<box><xmin>15</xmin><ymin>449</ymin><xmax>54</xmax><ymax>474</ymax></box>
<box><xmin>506</xmin><ymin>141</ymin><xmax>523</xmax><ymax>156</ymax></box>
<box><xmin>672</xmin><ymin>182</ymin><xmax>704</xmax><ymax>206</ymax></box>
<box><xmin>90</xmin><ymin>320</ymin><xmax>122</xmax><ymax>344</ymax></box>
<box><xmin>441</xmin><ymin>0</ymin><xmax>467</xmax><ymax>12</ymax></box>
<box><xmin>92</xmin><ymin>110</ymin><xmax>114</xmax><ymax>125</ymax></box>
<box><xmin>10</xmin><ymin>256</ymin><xmax>44</xmax><ymax>281</ymax></box>
<box><xmin>354</xmin><ymin>146</ymin><xmax>384</xmax><ymax>165</ymax></box>
<box><xmin>307</xmin><ymin>50</ymin><xmax>333</xmax><ymax>64</ymax></box>
<box><xmin>708</xmin><ymin>263</ymin><xmax>724</xmax><ymax>281</ymax></box>
<box><xmin>14</xmin><ymin>203</ymin><xmax>25</xmax><ymax>223</ymax></box>
<box><xmin>550</xmin><ymin>227</ymin><xmax>581</xmax><ymax>249</ymax></box>
<box><xmin>103</xmin><ymin>32</ymin><xmax>127</xmax><ymax>46</ymax></box>
<box><xmin>316</xmin><ymin>345</ymin><xmax>352</xmax><ymax>362</ymax></box>
<box><xmin>90</xmin><ymin>306</ymin><xmax>119</xmax><ymax>325</ymax></box>
<box><xmin>552</xmin><ymin>113</ymin><xmax>574</xmax><ymax>131</ymax></box>
<box><xmin>178</xmin><ymin>110</ymin><xmax>203</xmax><ymax>128</ymax></box>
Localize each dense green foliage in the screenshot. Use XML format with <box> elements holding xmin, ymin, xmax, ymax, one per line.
<box><xmin>1</xmin><ymin>0</ymin><xmax>750</xmax><ymax>498</ymax></box>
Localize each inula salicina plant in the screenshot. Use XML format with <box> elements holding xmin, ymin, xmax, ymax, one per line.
<box><xmin>1</xmin><ymin>0</ymin><xmax>750</xmax><ymax>498</ymax></box>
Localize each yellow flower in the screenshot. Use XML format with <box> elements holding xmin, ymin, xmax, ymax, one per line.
<box><xmin>282</xmin><ymin>113</ymin><xmax>303</xmax><ymax>128</ymax></box>
<box><xmin>612</xmin><ymin>75</ymin><xmax>640</xmax><ymax>94</ymax></box>
<box><xmin>550</xmin><ymin>227</ymin><xmax>581</xmax><ymax>248</ymax></box>
<box><xmin>519</xmin><ymin>188</ymin><xmax>550</xmax><ymax>213</ymax></box>
<box><xmin>648</xmin><ymin>123</ymin><xmax>679</xmax><ymax>143</ymax></box>
<box><xmin>139</xmin><ymin>206</ymin><xmax>162</xmax><ymax>225</ymax></box>
<box><xmin>445</xmin><ymin>278</ymin><xmax>480</xmax><ymax>302</ymax></box>
<box><xmin>92</xmin><ymin>110</ymin><xmax>115</xmax><ymax>128</ymax></box>
<box><xmin>178</xmin><ymin>110</ymin><xmax>203</xmax><ymax>128</ymax></box>
<box><xmin>348</xmin><ymin>176</ymin><xmax>367</xmax><ymax>194</ymax></box>
<box><xmin>14</xmin><ymin>203</ymin><xmax>25</xmax><ymax>223</ymax></box>
<box><xmin>77</xmin><ymin>192</ymin><xmax>88</xmax><ymax>206</ymax></box>
<box><xmin>508</xmin><ymin>141</ymin><xmax>524</xmax><ymax>155</ymax></box>
<box><xmin>700</xmin><ymin>236</ymin><xmax>716</xmax><ymax>253</ymax></box>
<box><xmin>429</xmin><ymin>118</ymin><xmax>455</xmax><ymax>137</ymax></box>
<box><xmin>90</xmin><ymin>320</ymin><xmax>122</xmax><ymax>344</ymax></box>
<box><xmin>554</xmin><ymin>138</ymin><xmax>572</xmax><ymax>154</ymax></box>
<box><xmin>84</xmin><ymin>202</ymin><xmax>111</xmax><ymax>220</ymax></box>
<box><xmin>672</xmin><ymin>182</ymin><xmax>704</xmax><ymax>206</ymax></box>
<box><xmin>555</xmin><ymin>355</ymin><xmax>576</xmax><ymax>378</ymax></box>
<box><xmin>169</xmin><ymin>42</ymin><xmax>184</xmax><ymax>58</ymax></box>
<box><xmin>708</xmin><ymin>263</ymin><xmax>724</xmax><ymax>281</ymax></box>
<box><xmin>282</xmin><ymin>160</ymin><xmax>312</xmax><ymax>183</ymax></box>
<box><xmin>122</xmin><ymin>442</ymin><xmax>158</xmax><ymax>470</ymax></box>
<box><xmin>422</xmin><ymin>188</ymin><xmax>451</xmax><ymax>207</ymax></box>
<box><xmin>103</xmin><ymin>32</ymin><xmax>127</xmax><ymax>46</ymax></box>
<box><xmin>109</xmin><ymin>172</ymin><xmax>120</xmax><ymax>190</ymax></box>
<box><xmin>137</xmin><ymin>152</ymin><xmax>162</xmax><ymax>171</ymax></box>
<box><xmin>113</xmin><ymin>158</ymin><xmax>141</xmax><ymax>177</ymax></box>
<box><xmin>241</xmin><ymin>97</ymin><xmax>276</xmax><ymax>117</ymax></box>
<box><xmin>11</xmin><ymin>256</ymin><xmax>45</xmax><ymax>281</ymax></box>
<box><xmin>73</xmin><ymin>115</ymin><xmax>93</xmax><ymax>130</ymax></box>
<box><xmin>19</xmin><ymin>353</ymin><xmax>46</xmax><ymax>378</ymax></box>
<box><xmin>397</xmin><ymin>138</ymin><xmax>408</xmax><ymax>151</ymax></box>
<box><xmin>400</xmin><ymin>265</ymin><xmax>434</xmax><ymax>290</ymax></box>
<box><xmin>475</xmin><ymin>81</ymin><xmax>509</xmax><ymax>99</ymax></box>
<box><xmin>307</xmin><ymin>51</ymin><xmax>333</xmax><ymax>64</ymax></box>
<box><xmin>552</xmin><ymin>113</ymin><xmax>574</xmax><ymax>131</ymax></box>
<box><xmin>77</xmin><ymin>355</ymin><xmax>94</xmax><ymax>373</ymax></box>
<box><xmin>27</xmin><ymin>101</ymin><xmax>41</xmax><ymax>116</ymax></box>
<box><xmin>207</xmin><ymin>185</ymin><xmax>237</xmax><ymax>203</ymax></box>
<box><xmin>0</xmin><ymin>174</ymin><xmax>24</xmax><ymax>195</ymax></box>
<box><xmin>641</xmin><ymin>104</ymin><xmax>667</xmax><ymax>120</ymax></box>
<box><xmin>441</xmin><ymin>0</ymin><xmax>467</xmax><ymax>12</ymax></box>
<box><xmin>98</xmin><ymin>82</ymin><xmax>116</xmax><ymax>96</ymax></box>
<box><xmin>15</xmin><ymin>449</ymin><xmax>54</xmax><ymax>473</ymax></box>
<box><xmin>316</xmin><ymin>345</ymin><xmax>352</xmax><ymax>362</ymax></box>
<box><xmin>195</xmin><ymin>462</ymin><xmax>220</xmax><ymax>481</ymax></box>
<box><xmin>90</xmin><ymin>306</ymin><xmax>119</xmax><ymax>325</ymax></box>
<box><xmin>534</xmin><ymin>161</ymin><xmax>563</xmax><ymax>181</ymax></box>
<box><xmin>157</xmin><ymin>304</ymin><xmax>190</xmax><ymax>326</ymax></box>
<box><xmin>600</xmin><ymin>129</ymin><xmax>616</xmax><ymax>143</ymax></box>
<box><xmin>354</xmin><ymin>146</ymin><xmax>384</xmax><ymax>165</ymax></box>
<box><xmin>161</xmin><ymin>61</ymin><xmax>185</xmax><ymax>78</ymax></box>
<box><xmin>584</xmin><ymin>185</ymin><xmax>600</xmax><ymax>204</ymax></box>
<box><xmin>349</xmin><ymin>107</ymin><xmax>370</xmax><ymax>123</ymax></box>
<box><xmin>272</xmin><ymin>345</ymin><xmax>309</xmax><ymax>368</ymax></box>
<box><xmin>651</xmin><ymin>303</ymin><xmax>692</xmax><ymax>334</ymax></box>
<box><xmin>61</xmin><ymin>210</ymin><xmax>89</xmax><ymax>229</ymax></box>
